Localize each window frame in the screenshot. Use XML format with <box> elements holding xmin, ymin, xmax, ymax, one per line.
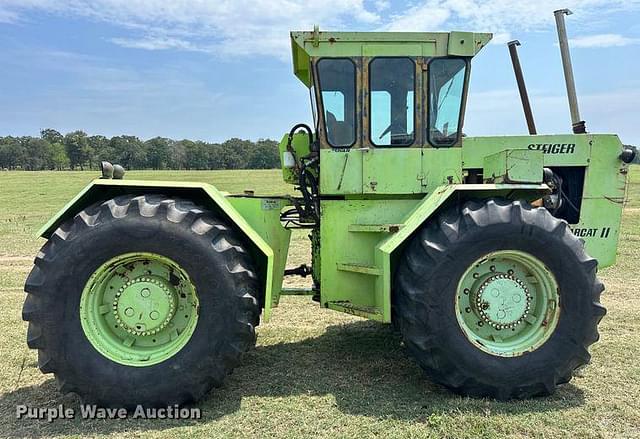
<box><xmin>368</xmin><ymin>56</ymin><xmax>417</xmax><ymax>147</ymax></box>
<box><xmin>426</xmin><ymin>57</ymin><xmax>470</xmax><ymax>148</ymax></box>
<box><xmin>309</xmin><ymin>83</ymin><xmax>319</xmax><ymax>132</ymax></box>
<box><xmin>315</xmin><ymin>57</ymin><xmax>358</xmax><ymax>149</ymax></box>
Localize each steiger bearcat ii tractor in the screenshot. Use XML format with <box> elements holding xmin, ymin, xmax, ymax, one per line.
<box><xmin>23</xmin><ymin>11</ymin><xmax>639</xmax><ymax>406</ymax></box>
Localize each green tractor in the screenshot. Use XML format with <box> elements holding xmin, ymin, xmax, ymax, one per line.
<box><xmin>23</xmin><ymin>12</ymin><xmax>639</xmax><ymax>406</ymax></box>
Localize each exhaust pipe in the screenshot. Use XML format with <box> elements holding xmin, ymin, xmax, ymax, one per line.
<box><xmin>554</xmin><ymin>9</ymin><xmax>586</xmax><ymax>134</ymax></box>
<box><xmin>507</xmin><ymin>40</ymin><xmax>537</xmax><ymax>135</ymax></box>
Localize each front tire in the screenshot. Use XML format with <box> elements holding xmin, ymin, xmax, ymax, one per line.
<box><xmin>23</xmin><ymin>194</ymin><xmax>260</xmax><ymax>407</ymax></box>
<box><xmin>393</xmin><ymin>199</ymin><xmax>606</xmax><ymax>400</ymax></box>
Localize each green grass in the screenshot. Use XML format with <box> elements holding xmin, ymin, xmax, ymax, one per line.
<box><xmin>0</xmin><ymin>169</ymin><xmax>639</xmax><ymax>438</ymax></box>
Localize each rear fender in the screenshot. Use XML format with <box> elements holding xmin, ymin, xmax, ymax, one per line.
<box><xmin>39</xmin><ymin>179</ymin><xmax>291</xmax><ymax>321</ymax></box>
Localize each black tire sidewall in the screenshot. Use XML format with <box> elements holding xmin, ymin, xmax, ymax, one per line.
<box><xmin>47</xmin><ymin>208</ymin><xmax>254</xmax><ymax>406</ymax></box>
<box><xmin>396</xmin><ymin>206</ymin><xmax>598</xmax><ymax>393</ymax></box>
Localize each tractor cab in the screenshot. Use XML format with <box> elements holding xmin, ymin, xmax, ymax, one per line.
<box><xmin>290</xmin><ymin>29</ymin><xmax>492</xmax><ymax>149</ymax></box>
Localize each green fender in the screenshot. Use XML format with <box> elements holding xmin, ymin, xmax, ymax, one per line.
<box><xmin>373</xmin><ymin>183</ymin><xmax>549</xmax><ymax>322</ymax></box>
<box><xmin>38</xmin><ymin>179</ymin><xmax>291</xmax><ymax>321</ymax></box>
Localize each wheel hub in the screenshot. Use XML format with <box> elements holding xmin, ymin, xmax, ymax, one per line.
<box><xmin>113</xmin><ymin>277</ymin><xmax>176</xmax><ymax>336</ymax></box>
<box><xmin>80</xmin><ymin>252</ymin><xmax>199</xmax><ymax>367</ymax></box>
<box><xmin>475</xmin><ymin>274</ymin><xmax>531</xmax><ymax>329</ymax></box>
<box><xmin>455</xmin><ymin>250</ymin><xmax>560</xmax><ymax>357</ymax></box>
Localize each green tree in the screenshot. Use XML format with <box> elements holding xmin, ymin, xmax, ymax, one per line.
<box><xmin>40</xmin><ymin>128</ymin><xmax>63</xmax><ymax>145</ymax></box>
<box><xmin>220</xmin><ymin>138</ymin><xmax>251</xmax><ymax>169</ymax></box>
<box><xmin>174</xmin><ymin>140</ymin><xmax>195</xmax><ymax>169</ymax></box>
<box><xmin>0</xmin><ymin>132</ymin><xmax>283</xmax><ymax>171</ymax></box>
<box><xmin>110</xmin><ymin>135</ymin><xmax>147</xmax><ymax>169</ymax></box>
<box><xmin>168</xmin><ymin>140</ymin><xmax>186</xmax><ymax>170</ymax></box>
<box><xmin>0</xmin><ymin>137</ymin><xmax>26</xmax><ymax>170</ymax></box>
<box><xmin>206</xmin><ymin>142</ymin><xmax>224</xmax><ymax>169</ymax></box>
<box><xmin>248</xmin><ymin>139</ymin><xmax>280</xmax><ymax>169</ymax></box>
<box><xmin>89</xmin><ymin>135</ymin><xmax>112</xmax><ymax>165</ymax></box>
<box><xmin>23</xmin><ymin>137</ymin><xmax>53</xmax><ymax>170</ymax></box>
<box><xmin>63</xmin><ymin>131</ymin><xmax>90</xmax><ymax>170</ymax></box>
<box><xmin>146</xmin><ymin>137</ymin><xmax>172</xmax><ymax>170</ymax></box>
<box><xmin>50</xmin><ymin>142</ymin><xmax>70</xmax><ymax>170</ymax></box>
<box><xmin>183</xmin><ymin>141</ymin><xmax>209</xmax><ymax>170</ymax></box>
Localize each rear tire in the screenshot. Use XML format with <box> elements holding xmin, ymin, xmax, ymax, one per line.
<box><xmin>23</xmin><ymin>194</ymin><xmax>260</xmax><ymax>407</ymax></box>
<box><xmin>393</xmin><ymin>198</ymin><xmax>606</xmax><ymax>400</ymax></box>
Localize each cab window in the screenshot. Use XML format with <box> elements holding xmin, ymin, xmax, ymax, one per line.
<box><xmin>316</xmin><ymin>58</ymin><xmax>356</xmax><ymax>147</ymax></box>
<box><xmin>369</xmin><ymin>57</ymin><xmax>415</xmax><ymax>146</ymax></box>
<box><xmin>428</xmin><ymin>58</ymin><xmax>467</xmax><ymax>147</ymax></box>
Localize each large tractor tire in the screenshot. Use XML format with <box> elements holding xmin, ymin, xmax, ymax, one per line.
<box><xmin>393</xmin><ymin>198</ymin><xmax>606</xmax><ymax>400</ymax></box>
<box><xmin>23</xmin><ymin>194</ymin><xmax>260</xmax><ymax>407</ymax></box>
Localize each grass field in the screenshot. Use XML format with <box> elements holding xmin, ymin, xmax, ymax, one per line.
<box><xmin>0</xmin><ymin>169</ymin><xmax>639</xmax><ymax>438</ymax></box>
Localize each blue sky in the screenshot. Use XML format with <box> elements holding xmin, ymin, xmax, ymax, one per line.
<box><xmin>0</xmin><ymin>1</ymin><xmax>639</xmax><ymax>145</ymax></box>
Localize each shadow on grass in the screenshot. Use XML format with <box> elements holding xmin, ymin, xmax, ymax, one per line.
<box><xmin>2</xmin><ymin>321</ymin><xmax>584</xmax><ymax>437</ymax></box>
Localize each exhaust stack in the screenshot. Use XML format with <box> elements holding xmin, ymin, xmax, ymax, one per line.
<box><xmin>554</xmin><ymin>9</ymin><xmax>586</xmax><ymax>134</ymax></box>
<box><xmin>507</xmin><ymin>40</ymin><xmax>537</xmax><ymax>135</ymax></box>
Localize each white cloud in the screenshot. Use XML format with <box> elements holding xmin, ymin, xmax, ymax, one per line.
<box><xmin>569</xmin><ymin>33</ymin><xmax>640</xmax><ymax>48</ymax></box>
<box><xmin>373</xmin><ymin>1</ymin><xmax>391</xmax><ymax>11</ymax></box>
<box><xmin>110</xmin><ymin>36</ymin><xmax>204</xmax><ymax>52</ymax></box>
<box><xmin>0</xmin><ymin>8</ymin><xmax>18</xmax><ymax>23</ymax></box>
<box><xmin>0</xmin><ymin>0</ymin><xmax>382</xmax><ymax>58</ymax></box>
<box><xmin>382</xmin><ymin>0</ymin><xmax>640</xmax><ymax>42</ymax></box>
<box><xmin>490</xmin><ymin>32</ymin><xmax>512</xmax><ymax>45</ymax></box>
<box><xmin>1</xmin><ymin>0</ymin><xmax>640</xmax><ymax>57</ymax></box>
<box><xmin>384</xmin><ymin>5</ymin><xmax>450</xmax><ymax>31</ymax></box>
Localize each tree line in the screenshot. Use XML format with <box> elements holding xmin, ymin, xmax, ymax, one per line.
<box><xmin>0</xmin><ymin>129</ymin><xmax>281</xmax><ymax>171</ymax></box>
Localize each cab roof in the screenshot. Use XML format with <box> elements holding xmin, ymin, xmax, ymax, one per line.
<box><xmin>290</xmin><ymin>29</ymin><xmax>493</xmax><ymax>87</ymax></box>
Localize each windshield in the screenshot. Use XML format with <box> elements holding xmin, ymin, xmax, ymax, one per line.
<box><xmin>369</xmin><ymin>57</ymin><xmax>415</xmax><ymax>146</ymax></box>
<box><xmin>428</xmin><ymin>58</ymin><xmax>467</xmax><ymax>147</ymax></box>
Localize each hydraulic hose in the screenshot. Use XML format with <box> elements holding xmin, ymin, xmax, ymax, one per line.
<box><xmin>287</xmin><ymin>123</ymin><xmax>315</xmax><ymax>152</ymax></box>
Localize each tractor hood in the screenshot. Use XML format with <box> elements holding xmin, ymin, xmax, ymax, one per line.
<box><xmin>290</xmin><ymin>28</ymin><xmax>493</xmax><ymax>87</ymax></box>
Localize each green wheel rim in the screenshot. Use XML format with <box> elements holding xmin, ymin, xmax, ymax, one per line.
<box><xmin>80</xmin><ymin>252</ymin><xmax>199</xmax><ymax>366</ymax></box>
<box><xmin>455</xmin><ymin>250</ymin><xmax>560</xmax><ymax>357</ymax></box>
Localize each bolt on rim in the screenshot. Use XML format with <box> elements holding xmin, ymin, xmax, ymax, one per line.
<box><xmin>79</xmin><ymin>252</ymin><xmax>199</xmax><ymax>366</ymax></box>
<box><xmin>455</xmin><ymin>250</ymin><xmax>560</xmax><ymax>357</ymax></box>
